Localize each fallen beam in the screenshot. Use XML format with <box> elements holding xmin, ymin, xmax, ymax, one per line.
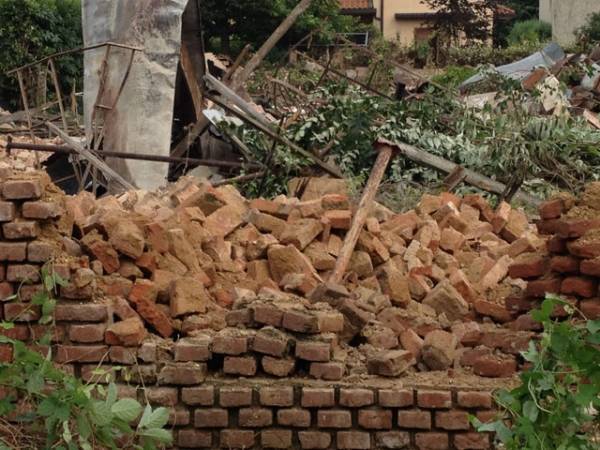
<box><xmin>329</xmin><ymin>141</ymin><xmax>396</xmax><ymax>284</ymax></box>
<box><xmin>387</xmin><ymin>139</ymin><xmax>541</xmax><ymax>206</ymax></box>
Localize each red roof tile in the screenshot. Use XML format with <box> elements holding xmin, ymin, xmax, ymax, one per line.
<box><xmin>340</xmin><ymin>0</ymin><xmax>373</xmax><ymax>10</ymax></box>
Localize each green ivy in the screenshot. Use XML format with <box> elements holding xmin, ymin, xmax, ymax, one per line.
<box><xmin>475</xmin><ymin>295</ymin><xmax>600</xmax><ymax>449</ymax></box>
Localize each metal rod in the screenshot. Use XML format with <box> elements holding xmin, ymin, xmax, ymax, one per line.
<box><xmin>6</xmin><ymin>141</ymin><xmax>260</xmax><ymax>170</ymax></box>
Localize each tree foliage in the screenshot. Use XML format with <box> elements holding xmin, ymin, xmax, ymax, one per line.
<box><xmin>200</xmin><ymin>0</ymin><xmax>358</xmax><ymax>54</ymax></box>
<box><xmin>0</xmin><ymin>0</ymin><xmax>82</xmax><ymax>109</ymax></box>
<box><xmin>507</xmin><ymin>20</ymin><xmax>552</xmax><ymax>46</ymax></box>
<box><xmin>577</xmin><ymin>12</ymin><xmax>600</xmax><ymax>44</ymax></box>
<box><xmin>421</xmin><ymin>0</ymin><xmax>500</xmax><ymax>44</ymax></box>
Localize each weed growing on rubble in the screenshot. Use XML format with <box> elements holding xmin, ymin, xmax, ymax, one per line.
<box><xmin>475</xmin><ymin>295</ymin><xmax>600</xmax><ymax>449</ymax></box>
<box><xmin>0</xmin><ymin>266</ymin><xmax>172</xmax><ymax>450</ymax></box>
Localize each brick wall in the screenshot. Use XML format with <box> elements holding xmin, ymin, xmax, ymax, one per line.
<box><xmin>0</xmin><ymin>172</ymin><xmax>507</xmax><ymax>449</ymax></box>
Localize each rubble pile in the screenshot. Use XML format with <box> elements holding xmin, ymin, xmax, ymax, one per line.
<box><xmin>508</xmin><ymin>182</ymin><xmax>600</xmax><ymax>321</ymax></box>
<box><xmin>46</xmin><ymin>173</ymin><xmax>547</xmax><ymax>381</ymax></box>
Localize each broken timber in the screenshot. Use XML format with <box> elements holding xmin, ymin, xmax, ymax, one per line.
<box><xmin>329</xmin><ymin>140</ymin><xmax>396</xmax><ymax>284</ymax></box>
<box><xmin>47</xmin><ymin>122</ymin><xmax>136</xmax><ymax>191</ymax></box>
<box><xmin>204</xmin><ymin>78</ymin><xmax>343</xmax><ymax>178</ymax></box>
<box><xmin>388</xmin><ymin>139</ymin><xmax>541</xmax><ymax>206</ymax></box>
<box><xmin>171</xmin><ymin>0</ymin><xmax>313</xmax><ymax>158</ymax></box>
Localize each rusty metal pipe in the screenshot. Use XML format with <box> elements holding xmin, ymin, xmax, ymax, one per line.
<box><xmin>5</xmin><ymin>141</ymin><xmax>260</xmax><ymax>170</ymax></box>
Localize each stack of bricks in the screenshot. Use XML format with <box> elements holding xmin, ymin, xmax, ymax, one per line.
<box><xmin>508</xmin><ymin>182</ymin><xmax>600</xmax><ymax>320</ymax></box>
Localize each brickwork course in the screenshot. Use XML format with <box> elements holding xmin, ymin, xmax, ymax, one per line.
<box><xmin>4</xmin><ymin>169</ymin><xmax>599</xmax><ymax>448</ymax></box>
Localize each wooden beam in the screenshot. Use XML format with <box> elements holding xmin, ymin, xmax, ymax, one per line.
<box><xmin>386</xmin><ymin>139</ymin><xmax>541</xmax><ymax>206</ymax></box>
<box><xmin>329</xmin><ymin>142</ymin><xmax>395</xmax><ymax>284</ymax></box>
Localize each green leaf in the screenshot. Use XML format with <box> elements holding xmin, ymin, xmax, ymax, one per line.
<box><xmin>105</xmin><ymin>383</ymin><xmax>117</xmax><ymax>407</ymax></box>
<box><xmin>587</xmin><ymin>320</ymin><xmax>600</xmax><ymax>334</ymax></box>
<box><xmin>91</xmin><ymin>400</ymin><xmax>112</xmax><ymax>427</ymax></box>
<box><xmin>26</xmin><ymin>372</ymin><xmax>44</xmax><ymax>394</ymax></box>
<box><xmin>139</xmin><ymin>428</ymin><xmax>173</xmax><ymax>444</ymax></box>
<box><xmin>138</xmin><ymin>406</ymin><xmax>169</xmax><ymax>430</ymax></box>
<box><xmin>575</xmin><ymin>384</ymin><xmax>598</xmax><ymax>406</ymax></box>
<box><xmin>523</xmin><ymin>400</ymin><xmax>539</xmax><ymax>423</ymax></box>
<box><xmin>111</xmin><ymin>398</ymin><xmax>142</xmax><ymax>423</ymax></box>
<box><xmin>62</xmin><ymin>421</ymin><xmax>72</xmax><ymax>443</ymax></box>
<box><xmin>76</xmin><ymin>414</ymin><xmax>92</xmax><ymax>440</ymax></box>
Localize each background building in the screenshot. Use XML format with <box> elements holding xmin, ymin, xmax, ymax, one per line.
<box><xmin>540</xmin><ymin>0</ymin><xmax>600</xmax><ymax>46</ymax></box>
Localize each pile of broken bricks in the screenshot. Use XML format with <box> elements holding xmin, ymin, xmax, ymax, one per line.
<box><xmin>39</xmin><ymin>173</ymin><xmax>551</xmax><ymax>381</ymax></box>
<box><xmin>507</xmin><ymin>182</ymin><xmax>600</xmax><ymax>322</ymax></box>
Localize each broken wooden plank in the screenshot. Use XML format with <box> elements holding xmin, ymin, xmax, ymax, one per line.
<box><xmin>47</xmin><ymin>122</ymin><xmax>136</xmax><ymax>191</ymax></box>
<box><xmin>206</xmin><ymin>93</ymin><xmax>343</xmax><ymax>178</ymax></box>
<box><xmin>171</xmin><ymin>0</ymin><xmax>313</xmax><ymax>158</ymax></box>
<box><xmin>329</xmin><ymin>141</ymin><xmax>395</xmax><ymax>284</ymax></box>
<box><xmin>442</xmin><ymin>166</ymin><xmax>467</xmax><ymax>191</ymax></box>
<box><xmin>386</xmin><ymin>139</ymin><xmax>541</xmax><ymax>206</ymax></box>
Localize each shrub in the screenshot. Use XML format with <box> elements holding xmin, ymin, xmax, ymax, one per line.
<box><xmin>0</xmin><ymin>0</ymin><xmax>82</xmax><ymax>109</ymax></box>
<box><xmin>577</xmin><ymin>12</ymin><xmax>600</xmax><ymax>43</ymax></box>
<box><xmin>431</xmin><ymin>65</ymin><xmax>477</xmax><ymax>88</ymax></box>
<box><xmin>507</xmin><ymin>20</ymin><xmax>552</xmax><ymax>46</ymax></box>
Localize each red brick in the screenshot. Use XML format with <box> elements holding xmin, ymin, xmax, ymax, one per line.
<box><xmin>27</xmin><ymin>241</ymin><xmax>55</xmax><ymax>262</ymax></box>
<box><xmin>261</xmin><ymin>429</ymin><xmax>292</xmax><ymax>449</ymax></box>
<box><xmin>415</xmin><ymin>432</ymin><xmax>449</xmax><ymax>450</ymax></box>
<box><xmin>2</xmin><ymin>180</ymin><xmax>42</xmax><ymax>200</ymax></box>
<box><xmin>239</xmin><ymin>408</ymin><xmax>272</xmax><ymax>427</ymax></box>
<box><xmin>212</xmin><ymin>333</ymin><xmax>248</xmax><ymax>355</ymax></box>
<box><xmin>561</xmin><ymin>276</ymin><xmax>597</xmax><ymax>298</ymax></box>
<box><xmin>435</xmin><ymin>410</ymin><xmax>470</xmax><ymax>430</ymax></box>
<box><xmin>182</xmin><ymin>386</ymin><xmax>214</xmax><ymax>406</ymax></box>
<box><xmin>223</xmin><ymin>356</ymin><xmax>256</xmax><ymax>376</ymax></box>
<box><xmin>3</xmin><ymin>221</ymin><xmax>38</xmax><ymax>240</ymax></box>
<box><xmin>547</xmin><ymin>235</ymin><xmax>567</xmax><ymax>253</ymax></box>
<box><xmin>298</xmin><ymin>431</ymin><xmax>331</xmax><ymax>449</ymax></box>
<box><xmin>417</xmin><ymin>391</ymin><xmax>452</xmax><ymax>409</ymax></box>
<box><xmin>475</xmin><ymin>410</ymin><xmax>498</xmax><ymax>424</ymax></box>
<box><xmin>109</xmin><ymin>346</ymin><xmax>136</xmax><ymax>364</ymax></box>
<box><xmin>0</xmin><ymin>282</ymin><xmax>13</xmax><ymax>300</ymax></box>
<box><xmin>252</xmin><ymin>303</ymin><xmax>283</xmax><ymax>327</ymax></box>
<box><xmin>4</xmin><ymin>303</ymin><xmax>40</xmax><ymax>321</ymax></box>
<box><xmin>454</xmin><ymin>432</ymin><xmax>490</xmax><ymax>450</ymax></box>
<box><xmin>538</xmin><ymin>198</ymin><xmax>565</xmax><ymax>219</ymax></box>
<box><xmin>397</xmin><ymin>410</ymin><xmax>431</xmax><ymax>429</ymax></box>
<box><xmin>317</xmin><ymin>410</ymin><xmax>351</xmax><ymax>428</ymax></box>
<box><xmin>54</xmin><ymin>303</ymin><xmax>107</xmax><ymax>322</ymax></box>
<box><xmin>336</xmin><ymin>431</ymin><xmax>371</xmax><ymax>449</ymax></box>
<box><xmin>473</xmin><ymin>354</ymin><xmax>517</xmax><ymax>378</ymax></box>
<box><xmin>339</xmin><ymin>389</ymin><xmax>374</xmax><ymax>407</ymax></box>
<box><xmin>581</xmin><ymin>298</ymin><xmax>600</xmax><ymax>319</ymax></box>
<box><xmin>194</xmin><ymin>408</ymin><xmax>228</xmax><ymax>427</ymax></box>
<box><xmin>146</xmin><ymin>387</ymin><xmax>178</xmax><ymax>406</ymax></box>
<box><xmin>302</xmin><ymin>388</ymin><xmax>335</xmax><ymax>408</ymax></box>
<box><xmin>0</xmin><ymin>202</ymin><xmax>15</xmax><ymax>222</ymax></box>
<box><xmin>22</xmin><ymin>201</ymin><xmax>61</xmax><ymax>219</ymax></box>
<box><xmin>581</xmin><ymin>258</ymin><xmax>600</xmax><ymax>276</ymax></box>
<box><xmin>0</xmin><ymin>242</ymin><xmax>26</xmax><ymax>261</ymax></box>
<box><xmin>177</xmin><ymin>429</ymin><xmax>212</xmax><ymax>448</ymax></box>
<box><xmin>158</xmin><ymin>362</ymin><xmax>206</xmax><ymax>385</ymax></box>
<box><xmin>375</xmin><ymin>431</ymin><xmax>411</xmax><ymax>449</ymax></box>
<box><xmin>310</xmin><ymin>362</ymin><xmax>344</xmax><ymax>380</ymax></box>
<box><xmin>457</xmin><ymin>391</ymin><xmax>493</xmax><ymax>409</ymax></box>
<box><xmin>358</xmin><ymin>409</ymin><xmax>392</xmax><ymax>430</ymax></box>
<box><xmin>509</xmin><ymin>256</ymin><xmax>548</xmax><ymax>279</ymax></box>
<box><xmin>259</xmin><ymin>386</ymin><xmax>294</xmax><ymax>406</ymax></box>
<box><xmin>6</xmin><ymin>264</ymin><xmax>39</xmax><ymax>283</ymax></box>
<box><xmin>261</xmin><ymin>355</ymin><xmax>295</xmax><ymax>377</ymax></box>
<box><xmin>525</xmin><ymin>277</ymin><xmax>562</xmax><ymax>298</ymax></box>
<box><xmin>0</xmin><ymin>324</ymin><xmax>29</xmax><ymax>341</ymax></box>
<box><xmin>128</xmin><ymin>280</ymin><xmax>173</xmax><ymax>338</ymax></box>
<box><xmin>219</xmin><ymin>387</ymin><xmax>253</xmax><ymax>407</ymax></box>
<box><xmin>220</xmin><ymin>430</ymin><xmax>254</xmax><ymax>449</ymax></box>
<box><xmin>55</xmin><ymin>345</ymin><xmax>108</xmax><ymax>363</ymax></box>
<box><xmin>68</xmin><ymin>324</ymin><xmax>106</xmax><ymax>343</ymax></box>
<box><xmin>174</xmin><ymin>337</ymin><xmax>211</xmax><ymax>362</ymax></box>
<box><xmin>550</xmin><ymin>255</ymin><xmax>580</xmax><ymax>274</ymax></box>
<box><xmin>378</xmin><ymin>389</ymin><xmax>413</xmax><ymax>407</ymax></box>
<box><xmin>282</xmin><ymin>309</ymin><xmax>320</xmax><ymax>333</ymax></box>
<box><xmin>0</xmin><ymin>344</ymin><xmax>13</xmax><ymax>362</ymax></box>
<box><xmin>252</xmin><ymin>327</ymin><xmax>290</xmax><ymax>357</ymax></box>
<box><xmin>277</xmin><ymin>408</ymin><xmax>311</xmax><ymax>427</ymax></box>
